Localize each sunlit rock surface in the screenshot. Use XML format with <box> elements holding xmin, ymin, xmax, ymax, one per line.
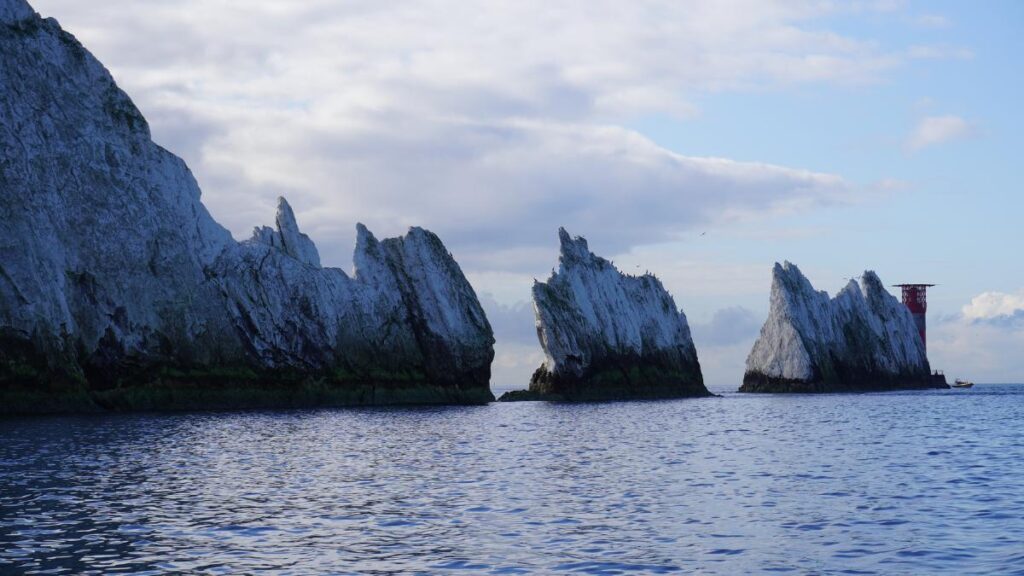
<box><xmin>504</xmin><ymin>228</ymin><xmax>708</xmax><ymax>401</ymax></box>
<box><xmin>0</xmin><ymin>1</ymin><xmax>494</xmax><ymax>413</ymax></box>
<box><xmin>741</xmin><ymin>262</ymin><xmax>948</xmax><ymax>393</ymax></box>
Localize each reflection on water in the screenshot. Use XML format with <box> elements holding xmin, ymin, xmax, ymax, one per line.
<box><xmin>2</xmin><ymin>385</ymin><xmax>1023</xmax><ymax>574</ymax></box>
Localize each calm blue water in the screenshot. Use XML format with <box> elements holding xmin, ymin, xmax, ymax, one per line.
<box><xmin>1</xmin><ymin>385</ymin><xmax>1023</xmax><ymax>575</ymax></box>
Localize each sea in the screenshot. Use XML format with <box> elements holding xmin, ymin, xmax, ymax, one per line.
<box><xmin>1</xmin><ymin>384</ymin><xmax>1022</xmax><ymax>575</ymax></box>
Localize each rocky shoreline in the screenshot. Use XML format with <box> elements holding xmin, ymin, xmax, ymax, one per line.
<box><xmin>1</xmin><ymin>378</ymin><xmax>493</xmax><ymax>416</ymax></box>
<box><xmin>739</xmin><ymin>371</ymin><xmax>949</xmax><ymax>394</ymax></box>
<box><xmin>502</xmin><ymin>355</ymin><xmax>710</xmax><ymax>402</ymax></box>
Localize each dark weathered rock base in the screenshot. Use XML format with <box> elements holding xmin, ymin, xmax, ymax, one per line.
<box><xmin>0</xmin><ymin>330</ymin><xmax>494</xmax><ymax>415</ymax></box>
<box><xmin>0</xmin><ymin>378</ymin><xmax>494</xmax><ymax>416</ymax></box>
<box><xmin>506</xmin><ymin>356</ymin><xmax>711</xmax><ymax>402</ymax></box>
<box><xmin>496</xmin><ymin>389</ymin><xmax>556</xmax><ymax>402</ymax></box>
<box><xmin>739</xmin><ymin>370</ymin><xmax>950</xmax><ymax>393</ymax></box>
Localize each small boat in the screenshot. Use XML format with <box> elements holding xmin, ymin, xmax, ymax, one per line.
<box><xmin>952</xmin><ymin>379</ymin><xmax>974</xmax><ymax>389</ymax></box>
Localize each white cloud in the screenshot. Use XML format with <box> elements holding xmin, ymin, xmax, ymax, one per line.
<box><xmin>906</xmin><ymin>45</ymin><xmax>973</xmax><ymax>60</ymax></box>
<box><xmin>24</xmin><ymin>0</ymin><xmax>945</xmax><ymax>276</ymax></box>
<box><xmin>690</xmin><ymin>307</ymin><xmax>763</xmax><ymax>391</ymax></box>
<box><xmin>926</xmin><ymin>290</ymin><xmax>1024</xmax><ymax>383</ymax></box>
<box><xmin>962</xmin><ymin>291</ymin><xmax>1024</xmax><ymax>321</ymax></box>
<box><xmin>914</xmin><ymin>14</ymin><xmax>951</xmax><ymax>29</ymax></box>
<box><xmin>929</xmin><ymin>315</ymin><xmax>1024</xmax><ymax>383</ymax></box>
<box><xmin>905</xmin><ymin>114</ymin><xmax>974</xmax><ymax>151</ymax></box>
<box><xmin>694</xmin><ymin>341</ymin><xmax>758</xmax><ymax>392</ymax></box>
<box><xmin>479</xmin><ymin>295</ymin><xmax>536</xmax><ymax>345</ymax></box>
<box><xmin>691</xmin><ymin>307</ymin><xmax>762</xmax><ymax>347</ymax></box>
<box><xmin>490</xmin><ymin>342</ymin><xmax>546</xmax><ymax>393</ymax></box>
<box><xmin>203</xmin><ymin>117</ymin><xmax>850</xmax><ymax>273</ymax></box>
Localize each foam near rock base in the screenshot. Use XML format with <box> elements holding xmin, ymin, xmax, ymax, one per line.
<box><xmin>741</xmin><ymin>262</ymin><xmax>947</xmax><ymax>393</ymax></box>
<box><xmin>505</xmin><ymin>228</ymin><xmax>708</xmax><ymax>401</ymax></box>
<box><xmin>0</xmin><ymin>3</ymin><xmax>494</xmax><ymax>412</ymax></box>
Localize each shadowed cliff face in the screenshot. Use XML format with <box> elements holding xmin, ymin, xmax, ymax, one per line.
<box><xmin>522</xmin><ymin>228</ymin><xmax>708</xmax><ymax>401</ymax></box>
<box><xmin>0</xmin><ymin>0</ymin><xmax>31</xmax><ymax>22</ymax></box>
<box><xmin>0</xmin><ymin>1</ymin><xmax>494</xmax><ymax>412</ymax></box>
<box><xmin>741</xmin><ymin>262</ymin><xmax>945</xmax><ymax>393</ymax></box>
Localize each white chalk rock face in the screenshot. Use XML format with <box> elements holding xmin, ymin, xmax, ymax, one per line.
<box><xmin>0</xmin><ymin>1</ymin><xmax>494</xmax><ymax>412</ymax></box>
<box><xmin>741</xmin><ymin>262</ymin><xmax>947</xmax><ymax>392</ymax></box>
<box><xmin>526</xmin><ymin>228</ymin><xmax>708</xmax><ymax>400</ymax></box>
<box><xmin>250</xmin><ymin>199</ymin><xmax>322</xmax><ymax>268</ymax></box>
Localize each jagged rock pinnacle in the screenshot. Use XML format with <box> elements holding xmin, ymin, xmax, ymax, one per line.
<box><xmin>0</xmin><ymin>3</ymin><xmax>495</xmax><ymax>412</ymax></box>
<box><xmin>741</xmin><ymin>262</ymin><xmax>946</xmax><ymax>393</ymax></box>
<box><xmin>524</xmin><ymin>228</ymin><xmax>708</xmax><ymax>401</ymax></box>
<box><xmin>273</xmin><ymin>197</ymin><xmax>321</xmax><ymax>268</ymax></box>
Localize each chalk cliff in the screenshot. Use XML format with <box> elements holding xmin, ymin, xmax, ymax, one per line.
<box><xmin>741</xmin><ymin>262</ymin><xmax>947</xmax><ymax>393</ymax></box>
<box><xmin>509</xmin><ymin>228</ymin><xmax>707</xmax><ymax>401</ymax></box>
<box><xmin>0</xmin><ymin>0</ymin><xmax>494</xmax><ymax>412</ymax></box>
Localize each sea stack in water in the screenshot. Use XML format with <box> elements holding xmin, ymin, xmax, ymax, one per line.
<box><xmin>0</xmin><ymin>1</ymin><xmax>494</xmax><ymax>413</ymax></box>
<box><xmin>741</xmin><ymin>262</ymin><xmax>948</xmax><ymax>393</ymax></box>
<box><xmin>513</xmin><ymin>228</ymin><xmax>708</xmax><ymax>401</ymax></box>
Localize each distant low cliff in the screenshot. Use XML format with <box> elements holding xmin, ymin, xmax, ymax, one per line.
<box><xmin>508</xmin><ymin>228</ymin><xmax>708</xmax><ymax>401</ymax></box>
<box><xmin>741</xmin><ymin>262</ymin><xmax>947</xmax><ymax>393</ymax></box>
<box><xmin>0</xmin><ymin>0</ymin><xmax>494</xmax><ymax>413</ymax></box>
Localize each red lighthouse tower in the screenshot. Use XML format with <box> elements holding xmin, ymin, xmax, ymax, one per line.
<box><xmin>893</xmin><ymin>284</ymin><xmax>935</xmax><ymax>350</ymax></box>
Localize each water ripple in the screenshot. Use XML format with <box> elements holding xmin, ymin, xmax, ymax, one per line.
<box><xmin>1</xmin><ymin>385</ymin><xmax>1023</xmax><ymax>573</ymax></box>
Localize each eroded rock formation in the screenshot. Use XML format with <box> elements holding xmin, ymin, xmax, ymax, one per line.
<box><xmin>506</xmin><ymin>228</ymin><xmax>708</xmax><ymax>401</ymax></box>
<box><xmin>0</xmin><ymin>0</ymin><xmax>494</xmax><ymax>412</ymax></box>
<box><xmin>741</xmin><ymin>262</ymin><xmax>947</xmax><ymax>393</ymax></box>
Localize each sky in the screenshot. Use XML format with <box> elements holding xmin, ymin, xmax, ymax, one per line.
<box><xmin>28</xmin><ymin>0</ymin><xmax>1024</xmax><ymax>390</ymax></box>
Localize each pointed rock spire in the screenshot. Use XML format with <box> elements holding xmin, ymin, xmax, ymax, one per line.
<box><xmin>743</xmin><ymin>262</ymin><xmax>943</xmax><ymax>393</ymax></box>
<box><xmin>353</xmin><ymin>222</ymin><xmax>384</xmax><ymax>281</ymax></box>
<box><xmin>272</xmin><ymin>197</ymin><xmax>320</xmax><ymax>268</ymax></box>
<box><xmin>557</xmin><ymin>227</ymin><xmax>593</xmax><ymax>267</ymax></box>
<box><xmin>526</xmin><ymin>228</ymin><xmax>707</xmax><ymax>401</ymax></box>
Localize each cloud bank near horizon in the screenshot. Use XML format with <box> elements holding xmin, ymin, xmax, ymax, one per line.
<box><xmin>931</xmin><ymin>316</ymin><xmax>1024</xmax><ymax>384</ymax></box>
<box><xmin>961</xmin><ymin>290</ymin><xmax>1024</xmax><ymax>322</ymax></box>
